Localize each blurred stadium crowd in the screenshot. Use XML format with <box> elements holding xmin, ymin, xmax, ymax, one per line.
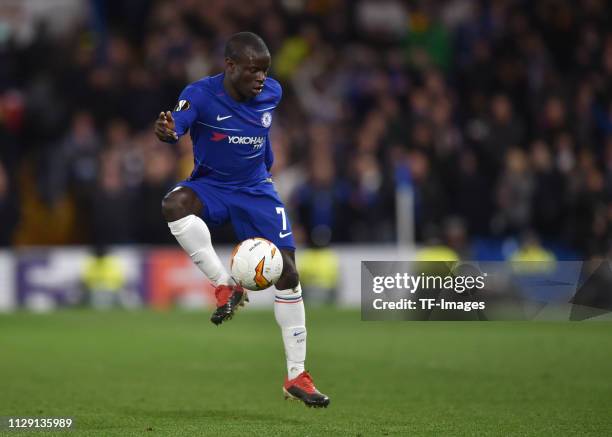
<box><xmin>0</xmin><ymin>0</ymin><xmax>611</xmax><ymax>258</ymax></box>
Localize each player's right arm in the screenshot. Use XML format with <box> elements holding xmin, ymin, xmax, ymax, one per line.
<box><xmin>154</xmin><ymin>111</ymin><xmax>178</xmax><ymax>143</ymax></box>
<box><xmin>154</xmin><ymin>84</ymin><xmax>201</xmax><ymax>143</ymax></box>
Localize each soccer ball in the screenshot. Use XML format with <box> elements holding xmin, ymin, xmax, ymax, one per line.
<box><xmin>230</xmin><ymin>238</ymin><xmax>284</xmax><ymax>291</ymax></box>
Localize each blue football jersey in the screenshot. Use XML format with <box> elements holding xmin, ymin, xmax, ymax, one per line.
<box><xmin>172</xmin><ymin>73</ymin><xmax>281</xmax><ymax>188</ymax></box>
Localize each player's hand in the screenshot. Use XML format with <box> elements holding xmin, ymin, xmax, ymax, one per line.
<box><xmin>154</xmin><ymin>111</ymin><xmax>179</xmax><ymax>142</ymax></box>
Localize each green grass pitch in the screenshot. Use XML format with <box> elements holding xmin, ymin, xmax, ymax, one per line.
<box><xmin>1</xmin><ymin>308</ymin><xmax>611</xmax><ymax>436</ymax></box>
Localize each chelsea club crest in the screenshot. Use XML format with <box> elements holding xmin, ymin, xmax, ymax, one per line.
<box><xmin>261</xmin><ymin>111</ymin><xmax>272</xmax><ymax>128</ymax></box>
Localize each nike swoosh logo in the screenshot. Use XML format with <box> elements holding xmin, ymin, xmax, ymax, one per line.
<box><xmin>293</xmin><ymin>331</ymin><xmax>305</xmax><ymax>336</ymax></box>
<box><xmin>279</xmin><ymin>232</ymin><xmax>292</xmax><ymax>238</ymax></box>
<box><xmin>216</xmin><ymin>115</ymin><xmax>232</xmax><ymax>121</ymax></box>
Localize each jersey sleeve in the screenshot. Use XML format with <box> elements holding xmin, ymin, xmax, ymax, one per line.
<box><xmin>265</xmin><ymin>79</ymin><xmax>281</xmax><ymax>171</ymax></box>
<box><xmin>171</xmin><ymin>85</ymin><xmax>202</xmax><ymax>137</ymax></box>
<box><xmin>271</xmin><ymin>78</ymin><xmax>283</xmax><ymax>106</ymax></box>
<box><xmin>264</xmin><ymin>135</ymin><xmax>274</xmax><ymax>172</ymax></box>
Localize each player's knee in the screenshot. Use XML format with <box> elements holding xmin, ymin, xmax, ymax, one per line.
<box><xmin>277</xmin><ymin>265</ymin><xmax>299</xmax><ymax>290</ymax></box>
<box><xmin>161</xmin><ymin>188</ymin><xmax>200</xmax><ymax>222</ymax></box>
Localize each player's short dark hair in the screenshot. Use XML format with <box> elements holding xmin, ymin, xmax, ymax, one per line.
<box><xmin>224</xmin><ymin>32</ymin><xmax>269</xmax><ymax>61</ymax></box>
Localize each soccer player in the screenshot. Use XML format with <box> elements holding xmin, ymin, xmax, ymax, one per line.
<box><xmin>154</xmin><ymin>32</ymin><xmax>330</xmax><ymax>408</ymax></box>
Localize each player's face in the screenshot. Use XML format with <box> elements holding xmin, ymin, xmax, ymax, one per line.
<box><xmin>226</xmin><ymin>50</ymin><xmax>271</xmax><ymax>100</ymax></box>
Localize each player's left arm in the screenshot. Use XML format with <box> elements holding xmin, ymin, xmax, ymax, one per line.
<box><xmin>264</xmin><ymin>135</ymin><xmax>274</xmax><ymax>172</ymax></box>
<box><xmin>265</xmin><ymin>79</ymin><xmax>282</xmax><ymax>173</ymax></box>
